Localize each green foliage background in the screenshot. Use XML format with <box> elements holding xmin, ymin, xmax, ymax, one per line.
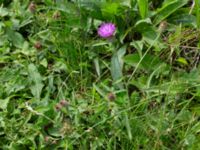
<box><xmin>0</xmin><ymin>0</ymin><xmax>200</xmax><ymax>149</ymax></box>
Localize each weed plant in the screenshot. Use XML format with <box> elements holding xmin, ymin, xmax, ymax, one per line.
<box><xmin>0</xmin><ymin>0</ymin><xmax>200</xmax><ymax>149</ymax></box>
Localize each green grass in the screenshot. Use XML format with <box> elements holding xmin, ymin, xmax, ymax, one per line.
<box><xmin>0</xmin><ymin>0</ymin><xmax>200</xmax><ymax>149</ymax></box>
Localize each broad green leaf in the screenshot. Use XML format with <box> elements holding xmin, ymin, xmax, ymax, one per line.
<box><xmin>47</xmin><ymin>125</ymin><xmax>63</xmax><ymax>138</ymax></box>
<box><xmin>184</xmin><ymin>134</ymin><xmax>196</xmax><ymax>146</ymax></box>
<box><xmin>134</xmin><ymin>19</ymin><xmax>164</xmax><ymax>51</ymax></box>
<box><xmin>13</xmin><ymin>32</ymin><xmax>24</xmax><ymax>48</ymax></box>
<box><xmin>124</xmin><ymin>53</ymin><xmax>163</xmax><ymax>71</ymax></box>
<box><xmin>177</xmin><ymin>57</ymin><xmax>188</xmax><ymax>65</ymax></box>
<box><xmin>101</xmin><ymin>2</ymin><xmax>120</xmax><ymax>16</ymax></box>
<box><xmin>120</xmin><ymin>0</ymin><xmax>132</xmax><ymax>7</ymax></box>
<box><xmin>153</xmin><ymin>0</ymin><xmax>189</xmax><ymax>25</ymax></box>
<box><xmin>6</xmin><ymin>29</ymin><xmax>24</xmax><ymax>48</ymax></box>
<box><xmin>40</xmin><ymin>58</ymin><xmax>48</xmax><ymax>68</ymax></box>
<box><xmin>111</xmin><ymin>46</ymin><xmax>126</xmax><ymax>88</ymax></box>
<box><xmin>169</xmin><ymin>14</ymin><xmax>196</xmax><ymax>27</ymax></box>
<box><xmin>137</xmin><ymin>0</ymin><xmax>148</xmax><ymax>19</ymax></box>
<box><xmin>0</xmin><ymin>7</ymin><xmax>9</xmax><ymax>17</ymax></box>
<box><xmin>134</xmin><ymin>18</ymin><xmax>153</xmax><ymax>35</ymax></box>
<box><xmin>0</xmin><ymin>98</ymin><xmax>9</xmax><ymax>109</ymax></box>
<box><xmin>28</xmin><ymin>64</ymin><xmax>44</xmax><ymax>100</ymax></box>
<box><xmin>174</xmin><ymin>69</ymin><xmax>200</xmax><ymax>83</ymax></box>
<box><xmin>0</xmin><ymin>35</ymin><xmax>8</xmax><ymax>46</ymax></box>
<box><xmin>130</xmin><ymin>40</ymin><xmax>143</xmax><ymax>57</ymax></box>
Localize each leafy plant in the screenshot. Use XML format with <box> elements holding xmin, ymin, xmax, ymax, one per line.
<box><xmin>0</xmin><ymin>0</ymin><xmax>200</xmax><ymax>149</ymax></box>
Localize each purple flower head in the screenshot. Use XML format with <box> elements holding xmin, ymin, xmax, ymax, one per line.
<box><xmin>98</xmin><ymin>22</ymin><xmax>116</xmax><ymax>38</ymax></box>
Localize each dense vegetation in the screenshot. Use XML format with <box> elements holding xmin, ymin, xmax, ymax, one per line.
<box><xmin>0</xmin><ymin>0</ymin><xmax>200</xmax><ymax>149</ymax></box>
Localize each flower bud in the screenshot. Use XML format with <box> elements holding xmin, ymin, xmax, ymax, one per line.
<box><xmin>34</xmin><ymin>41</ymin><xmax>42</xmax><ymax>49</ymax></box>
<box><xmin>59</xmin><ymin>100</ymin><xmax>69</xmax><ymax>106</ymax></box>
<box><xmin>53</xmin><ymin>11</ymin><xmax>61</xmax><ymax>19</ymax></box>
<box><xmin>28</xmin><ymin>2</ymin><xmax>36</xmax><ymax>13</ymax></box>
<box><xmin>55</xmin><ymin>103</ymin><xmax>62</xmax><ymax>111</ymax></box>
<box><xmin>107</xmin><ymin>92</ymin><xmax>116</xmax><ymax>101</ymax></box>
<box><xmin>44</xmin><ymin>136</ymin><xmax>50</xmax><ymax>143</ymax></box>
